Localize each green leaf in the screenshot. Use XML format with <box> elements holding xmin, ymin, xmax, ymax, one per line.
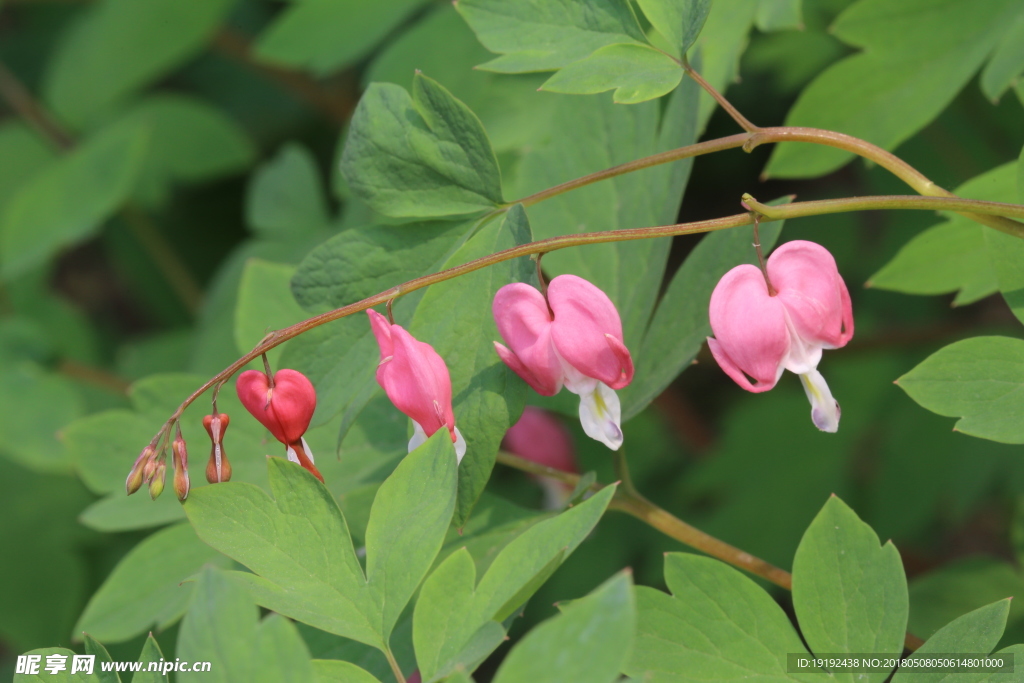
<box><xmin>898</xmin><ymin>336</ymin><xmax>1024</xmax><ymax>443</ymax></box>
<box><xmin>44</xmin><ymin>0</ymin><xmax>236</xmax><ymax>126</ymax></box>
<box><xmin>625</xmin><ymin>552</ymin><xmax>814</xmax><ymax>681</ymax></box>
<box><xmin>83</xmin><ymin>634</ymin><xmax>120</xmax><ymax>683</ymax></box>
<box><xmin>622</xmin><ymin>218</ymin><xmax>783</xmax><ymax>419</ymax></box>
<box><xmin>0</xmin><ymin>123</ymin><xmax>56</xmax><ymax>209</ymax></box>
<box><xmin>176</xmin><ymin>568</ymin><xmax>255</xmax><ymax>683</ymax></box>
<box><xmin>766</xmin><ymin>0</ymin><xmax>1020</xmax><ymax>178</ymax></box>
<box><xmin>340</xmin><ymin>73</ymin><xmax>503</xmax><ymax>218</ymax></box>
<box><xmin>981</xmin><ymin>12</ymin><xmax>1024</xmax><ymax>102</ymax></box>
<box><xmin>0</xmin><ymin>459</ymin><xmax>94</xmax><ymax>652</ymax></box>
<box><xmin>285</xmin><ymin>220</ymin><xmax>470</xmax><ymax>429</ymax></box>
<box><xmin>292</xmin><ymin>222</ymin><xmax>470</xmax><ymax>313</ymax></box>
<box><xmin>116</xmin><ymin>94</ymin><xmax>255</xmax><ymax>205</ymax></box>
<box><xmin>0</xmin><ymin>361</ymin><xmax>81</xmax><ymax>472</ymax></box>
<box><xmin>636</xmin><ymin>0</ymin><xmax>713</xmax><ymax>54</ymax></box>
<box><xmin>177</xmin><ymin>569</ymin><xmax>318</xmax><ymax>682</ymax></box>
<box><xmin>1</xmin><ymin>122</ymin><xmax>147</xmax><ymax>279</ymax></box>
<box><xmin>792</xmin><ymin>496</ymin><xmax>907</xmax><ymax>683</ymax></box>
<box><xmin>185</xmin><ymin>433</ymin><xmax>457</xmax><ymax>649</ymax></box>
<box><xmin>247</xmin><ymin>144</ymin><xmax>330</xmax><ymax>240</ymax></box>
<box><xmin>234</xmin><ymin>259</ymin><xmax>307</xmax><ymax>365</ymax></box>
<box><xmin>13</xmin><ymin>648</ymin><xmax>93</xmax><ymax>682</ymax></box>
<box><xmin>413</xmin><ymin>486</ymin><xmax>615</xmax><ymax>682</ymax></box>
<box><xmin>507</xmin><ymin>75</ymin><xmax>699</xmax><ymax>377</ymax></box>
<box><xmin>133</xmin><ymin>635</ymin><xmax>169</xmax><ymax>683</ymax></box>
<box><xmin>311</xmin><ymin>660</ymin><xmax>384</xmax><ymax>683</ymax></box>
<box><xmin>870</xmin><ymin>162</ymin><xmax>1018</xmax><ymax>305</ymax></box>
<box><xmin>183</xmin><ymin>460</ymin><xmax>378</xmax><ymax>646</ymax></box>
<box><xmin>983</xmin><ymin>228</ymin><xmax>1024</xmax><ymax>324</ymax></box>
<box><xmin>492</xmin><ymin>571</ymin><xmax>635</xmax><ymax>683</ymax></box>
<box><xmin>755</xmin><ymin>0</ymin><xmax>803</xmax><ymax>32</ymax></box>
<box><xmin>410</xmin><ymin>205</ymin><xmax>533</xmax><ymax>526</ymax></box>
<box><xmin>75</xmin><ymin>522</ymin><xmax>231</xmax><ymax>643</ymax></box>
<box><xmin>366</xmin><ymin>5</ymin><xmax>552</xmax><ymax>153</ymax></box>
<box><xmin>455</xmin><ymin>0</ymin><xmax>646</xmax><ymax>73</ymax></box>
<box><xmin>254</xmin><ymin>0</ymin><xmax>426</xmax><ymax>76</ymax></box>
<box><xmin>891</xmin><ymin>600</ymin><xmax>1010</xmax><ymax>683</ymax></box>
<box><xmin>541</xmin><ymin>44</ymin><xmax>682</xmax><ymax>104</ymax></box>
<box><xmin>253</xmin><ymin>614</ymin><xmax>317</xmax><ymax>683</ymax></box>
<box><xmin>909</xmin><ymin>558</ymin><xmax>1024</xmax><ymax>645</ymax></box>
<box><xmin>869</xmin><ymin>222</ymin><xmax>998</xmax><ymax>305</ymax></box>
<box><xmin>364</xmin><ymin>433</ymin><xmax>459</xmax><ymax>641</ymax></box>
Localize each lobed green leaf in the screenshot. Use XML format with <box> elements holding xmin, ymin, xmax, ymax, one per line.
<box><xmin>340</xmin><ymin>74</ymin><xmax>503</xmax><ymax>218</ymax></box>
<box><xmin>541</xmin><ymin>44</ymin><xmax>682</xmax><ymax>104</ymax></box>
<box><xmin>792</xmin><ymin>496</ymin><xmax>908</xmax><ymax>683</ymax></box>
<box><xmin>455</xmin><ymin>0</ymin><xmax>646</xmax><ymax>73</ymax></box>
<box><xmin>491</xmin><ymin>571</ymin><xmax>635</xmax><ymax>683</ymax></box>
<box><xmin>898</xmin><ymin>336</ymin><xmax>1024</xmax><ymax>444</ymax></box>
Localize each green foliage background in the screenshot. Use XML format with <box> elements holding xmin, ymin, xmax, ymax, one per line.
<box><xmin>1</xmin><ymin>0</ymin><xmax>1024</xmax><ymax>680</ymax></box>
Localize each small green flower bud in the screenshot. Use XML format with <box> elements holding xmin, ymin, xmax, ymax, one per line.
<box><xmin>149</xmin><ymin>460</ymin><xmax>166</xmax><ymax>500</ymax></box>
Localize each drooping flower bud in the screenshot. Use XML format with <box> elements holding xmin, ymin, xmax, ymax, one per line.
<box><xmin>143</xmin><ymin>454</ymin><xmax>159</xmax><ymax>483</ymax></box>
<box><xmin>172</xmin><ymin>436</ymin><xmax>190</xmax><ymax>502</ymax></box>
<box><xmin>149</xmin><ymin>460</ymin><xmax>166</xmax><ymax>500</ymax></box>
<box><xmin>126</xmin><ymin>444</ymin><xmax>155</xmax><ymax>495</ymax></box>
<box><xmin>503</xmin><ymin>407</ymin><xmax>579</xmax><ymax>509</ymax></box>
<box><xmin>493</xmin><ymin>274</ymin><xmax>633</xmax><ymax>450</ymax></box>
<box><xmin>236</xmin><ymin>369</ymin><xmax>323</xmax><ymax>482</ymax></box>
<box><xmin>707</xmin><ymin>240</ymin><xmax>853</xmax><ymax>432</ymax></box>
<box><xmin>367</xmin><ymin>309</ymin><xmax>466</xmax><ymax>463</ymax></box>
<box><xmin>203</xmin><ymin>413</ymin><xmax>232</xmax><ymax>483</ymax></box>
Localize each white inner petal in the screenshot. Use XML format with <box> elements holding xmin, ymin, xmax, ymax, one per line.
<box><xmin>453</xmin><ymin>426</ymin><xmax>466</xmax><ymax>465</ymax></box>
<box><xmin>577</xmin><ymin>381</ymin><xmax>624</xmax><ymax>450</ymax></box>
<box><xmin>301</xmin><ymin>436</ymin><xmax>315</xmax><ymax>464</ymax></box>
<box><xmin>780</xmin><ymin>308</ymin><xmax>823</xmax><ymax>375</ymax></box>
<box><xmin>407</xmin><ymin>420</ymin><xmax>429</xmax><ymax>453</ymax></box>
<box><xmin>799</xmin><ymin>369</ymin><xmax>841</xmax><ymax>433</ymax></box>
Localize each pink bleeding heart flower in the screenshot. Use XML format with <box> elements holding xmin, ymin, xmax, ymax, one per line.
<box><xmin>367</xmin><ymin>309</ymin><xmax>466</xmax><ymax>462</ymax></box>
<box><xmin>236</xmin><ymin>368</ymin><xmax>323</xmax><ymax>481</ymax></box>
<box><xmin>707</xmin><ymin>239</ymin><xmax>854</xmax><ymax>432</ymax></box>
<box><xmin>503</xmin><ymin>406</ymin><xmax>579</xmax><ymax>509</ymax></box>
<box><xmin>493</xmin><ymin>274</ymin><xmax>633</xmax><ymax>450</ymax></box>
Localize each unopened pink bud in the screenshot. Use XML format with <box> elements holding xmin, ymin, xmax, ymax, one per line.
<box><xmin>367</xmin><ymin>309</ymin><xmax>466</xmax><ymax>463</ymax></box>
<box><xmin>172</xmin><ymin>437</ymin><xmax>190</xmax><ymax>502</ymax></box>
<box><xmin>126</xmin><ymin>445</ymin><xmax>155</xmax><ymax>495</ymax></box>
<box><xmin>203</xmin><ymin>413</ymin><xmax>232</xmax><ymax>483</ymax></box>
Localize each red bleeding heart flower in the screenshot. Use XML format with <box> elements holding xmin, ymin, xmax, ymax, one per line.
<box><xmin>236</xmin><ymin>368</ymin><xmax>323</xmax><ymax>481</ymax></box>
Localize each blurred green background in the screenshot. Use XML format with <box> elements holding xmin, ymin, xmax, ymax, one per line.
<box><xmin>1</xmin><ymin>0</ymin><xmax>1023</xmax><ymax>678</ymax></box>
